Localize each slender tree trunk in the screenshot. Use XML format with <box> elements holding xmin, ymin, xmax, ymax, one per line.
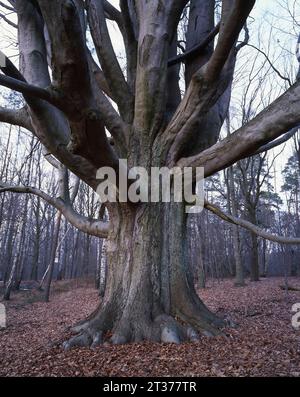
<box><xmin>247</xmin><ymin>208</ymin><xmax>260</xmax><ymax>282</ymax></box>
<box><xmin>3</xmin><ymin>260</ymin><xmax>17</xmax><ymax>300</ymax></box>
<box><xmin>233</xmin><ymin>226</ymin><xmax>244</xmax><ymax>285</ymax></box>
<box><xmin>99</xmin><ymin>239</ymin><xmax>107</xmax><ymax>297</ymax></box>
<box><xmin>14</xmin><ymin>219</ymin><xmax>27</xmax><ymax>290</ymax></box>
<box><xmin>193</xmin><ymin>217</ymin><xmax>206</xmax><ymax>289</ymax></box>
<box><xmin>227</xmin><ymin>166</ymin><xmax>245</xmax><ymax>286</ymax></box>
<box><xmin>95</xmin><ymin>240</ymin><xmax>102</xmax><ymax>290</ymax></box>
<box><xmin>250</xmin><ymin>232</ymin><xmax>259</xmax><ymax>281</ymax></box>
<box><xmin>197</xmin><ymin>243</ymin><xmax>206</xmax><ymax>289</ymax></box>
<box><xmin>261</xmin><ymin>239</ymin><xmax>268</xmax><ymax>277</ymax></box>
<box><xmin>30</xmin><ymin>232</ymin><xmax>40</xmax><ymax>281</ymax></box>
<box><xmin>44</xmin><ymin>212</ymin><xmax>62</xmax><ymax>302</ymax></box>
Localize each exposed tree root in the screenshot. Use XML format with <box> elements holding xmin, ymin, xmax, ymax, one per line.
<box><xmin>63</xmin><ymin>307</ymin><xmax>230</xmax><ymax>349</ymax></box>
<box><xmin>234</xmin><ymin>281</ymin><xmax>247</xmax><ymax>287</ymax></box>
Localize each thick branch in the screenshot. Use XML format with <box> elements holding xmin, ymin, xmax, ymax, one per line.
<box><xmin>177</xmin><ymin>80</ymin><xmax>300</xmax><ymax>176</ymax></box>
<box><xmin>134</xmin><ymin>0</ymin><xmax>188</xmax><ymax>136</ymax></box>
<box><xmin>204</xmin><ymin>0</ymin><xmax>255</xmax><ymax>82</ymax></box>
<box><xmin>0</xmin><ymin>106</ymin><xmax>33</xmax><ymax>131</ymax></box>
<box><xmin>0</xmin><ymin>55</ymin><xmax>97</xmax><ymax>188</ymax></box>
<box><xmin>162</xmin><ymin>68</ymin><xmax>232</xmax><ymax>166</ymax></box>
<box><xmin>254</xmin><ymin>127</ymin><xmax>299</xmax><ymax>156</ymax></box>
<box><xmin>87</xmin><ymin>0</ymin><xmax>133</xmax><ymax>122</ymax></box>
<box><xmin>0</xmin><ymin>51</ymin><xmax>24</xmax><ymax>81</ymax></box>
<box><xmin>37</xmin><ymin>0</ymin><xmax>93</xmax><ymax>108</ymax></box>
<box><xmin>0</xmin><ymin>183</ymin><xmax>109</xmax><ymax>238</ymax></box>
<box><xmin>161</xmin><ymin>1</ymin><xmax>244</xmax><ymax>164</ymax></box>
<box><xmin>205</xmin><ymin>201</ymin><xmax>300</xmax><ymax>245</ymax></box>
<box><xmin>86</xmin><ymin>51</ymin><xmax>127</xmax><ymax>154</ymax></box>
<box><xmin>0</xmin><ymin>73</ymin><xmax>55</xmax><ymax>103</ymax></box>
<box><xmin>30</xmin><ymin>2</ymin><xmax>121</xmax><ymax>174</ymax></box>
<box><xmin>119</xmin><ymin>0</ymin><xmax>138</xmax><ymax>93</ymax></box>
<box><xmin>16</xmin><ymin>0</ymin><xmax>51</xmax><ymax>87</ymax></box>
<box><xmin>88</xmin><ymin>51</ymin><xmax>112</xmax><ymax>98</ymax></box>
<box><xmin>0</xmin><ymin>53</ymin><xmax>73</xmax><ymax>114</ymax></box>
<box><xmin>0</xmin><ymin>71</ymin><xmax>82</xmax><ymax>119</ymax></box>
<box><xmin>103</xmin><ymin>0</ymin><xmax>123</xmax><ymax>27</ymax></box>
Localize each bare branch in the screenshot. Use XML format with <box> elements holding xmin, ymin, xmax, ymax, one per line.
<box><xmin>205</xmin><ymin>201</ymin><xmax>300</xmax><ymax>245</ymax></box>
<box><xmin>162</xmin><ymin>1</ymin><xmax>252</xmax><ymax>164</ymax></box>
<box><xmin>103</xmin><ymin>0</ymin><xmax>123</xmax><ymax>27</ymax></box>
<box><xmin>37</xmin><ymin>0</ymin><xmax>93</xmax><ymax>105</ymax></box>
<box><xmin>0</xmin><ymin>183</ymin><xmax>109</xmax><ymax>238</ymax></box>
<box><xmin>0</xmin><ymin>73</ymin><xmax>55</xmax><ymax>103</ymax></box>
<box><xmin>42</xmin><ymin>147</ymin><xmax>61</xmax><ymax>170</ymax></box>
<box><xmin>119</xmin><ymin>0</ymin><xmax>138</xmax><ymax>92</ymax></box>
<box><xmin>254</xmin><ymin>126</ymin><xmax>299</xmax><ymax>155</ymax></box>
<box><xmin>87</xmin><ymin>0</ymin><xmax>134</xmax><ymax>122</ymax></box>
<box><xmin>0</xmin><ymin>11</ymin><xmax>17</xmax><ymax>28</ymax></box>
<box><xmin>0</xmin><ymin>1</ymin><xmax>15</xmax><ymax>11</ymax></box>
<box><xmin>177</xmin><ymin>79</ymin><xmax>300</xmax><ymax>176</ymax></box>
<box><xmin>88</xmin><ymin>51</ymin><xmax>112</xmax><ymax>98</ymax></box>
<box><xmin>235</xmin><ymin>23</ymin><xmax>250</xmax><ymax>52</ymax></box>
<box><xmin>0</xmin><ymin>106</ymin><xmax>33</xmax><ymax>131</ymax></box>
<box><xmin>204</xmin><ymin>0</ymin><xmax>255</xmax><ymax>82</ymax></box>
<box><xmin>87</xmin><ymin>48</ymin><xmax>127</xmax><ymax>153</ymax></box>
<box><xmin>134</xmin><ymin>0</ymin><xmax>188</xmax><ymax>136</ymax></box>
<box><xmin>244</xmin><ymin>43</ymin><xmax>292</xmax><ymax>86</ymax></box>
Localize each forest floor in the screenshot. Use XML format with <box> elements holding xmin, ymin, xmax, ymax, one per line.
<box><xmin>0</xmin><ymin>277</ymin><xmax>300</xmax><ymax>377</ymax></box>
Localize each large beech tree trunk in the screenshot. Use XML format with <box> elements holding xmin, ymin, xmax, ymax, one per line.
<box><xmin>64</xmin><ymin>201</ymin><xmax>225</xmax><ymax>348</ymax></box>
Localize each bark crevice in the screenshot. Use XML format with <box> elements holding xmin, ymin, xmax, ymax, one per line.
<box><xmin>64</xmin><ymin>202</ymin><xmax>227</xmax><ymax>348</ymax></box>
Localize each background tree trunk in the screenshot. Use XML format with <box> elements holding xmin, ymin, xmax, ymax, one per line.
<box><xmin>227</xmin><ymin>166</ymin><xmax>245</xmax><ymax>286</ymax></box>
<box><xmin>248</xmin><ymin>209</ymin><xmax>260</xmax><ymax>282</ymax></box>
<box><xmin>44</xmin><ymin>212</ymin><xmax>62</xmax><ymax>302</ymax></box>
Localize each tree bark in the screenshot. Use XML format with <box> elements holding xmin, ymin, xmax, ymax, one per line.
<box><xmin>3</xmin><ymin>260</ymin><xmax>17</xmax><ymax>300</ymax></box>
<box><xmin>227</xmin><ymin>166</ymin><xmax>245</xmax><ymax>286</ymax></box>
<box><xmin>44</xmin><ymin>211</ymin><xmax>62</xmax><ymax>302</ymax></box>
<box><xmin>64</xmin><ymin>201</ymin><xmax>225</xmax><ymax>348</ymax></box>
<box><xmin>248</xmin><ymin>209</ymin><xmax>260</xmax><ymax>282</ymax></box>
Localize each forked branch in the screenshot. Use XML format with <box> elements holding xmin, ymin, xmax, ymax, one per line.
<box><xmin>168</xmin><ymin>22</ymin><xmax>220</xmax><ymax>67</ymax></box>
